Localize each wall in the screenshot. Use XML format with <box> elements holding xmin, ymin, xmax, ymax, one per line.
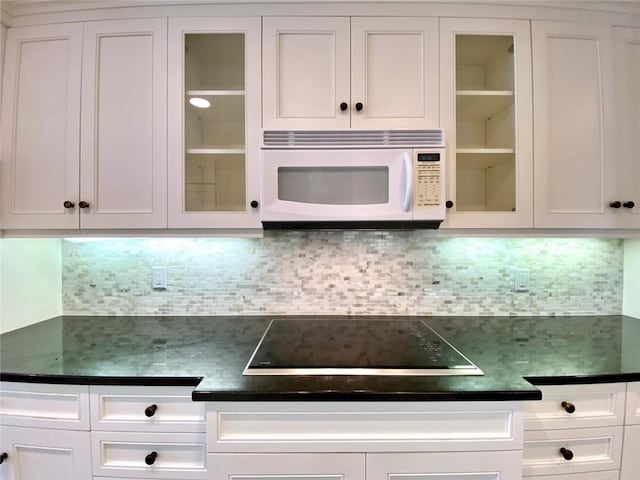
<box><xmin>62</xmin><ymin>234</ymin><xmax>622</xmax><ymax>316</ymax></box>
<box><xmin>623</xmin><ymin>238</ymin><xmax>640</xmax><ymax>318</ymax></box>
<box><xmin>0</xmin><ymin>238</ymin><xmax>63</xmax><ymax>333</ymax></box>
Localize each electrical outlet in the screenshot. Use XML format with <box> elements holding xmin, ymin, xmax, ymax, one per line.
<box><xmin>514</xmin><ymin>269</ymin><xmax>529</xmax><ymax>292</ymax></box>
<box><xmin>152</xmin><ymin>266</ymin><xmax>167</xmax><ymax>289</ymax></box>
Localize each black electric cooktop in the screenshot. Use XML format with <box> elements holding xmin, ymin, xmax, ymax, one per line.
<box><xmin>243</xmin><ymin>319</ymin><xmax>483</xmax><ymax>376</ymax></box>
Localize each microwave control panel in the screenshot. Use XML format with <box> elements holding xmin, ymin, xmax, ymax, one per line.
<box><xmin>414</xmin><ymin>152</ymin><xmax>442</xmax><ymax>208</ymax></box>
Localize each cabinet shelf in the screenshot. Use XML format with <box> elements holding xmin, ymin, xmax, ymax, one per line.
<box><xmin>187</xmin><ymin>90</ymin><xmax>245</xmax><ymax>96</ymax></box>
<box><xmin>457</xmin><ymin>148</ymin><xmax>514</xmax><ymax>169</ymax></box>
<box><xmin>187</xmin><ymin>148</ymin><xmax>245</xmax><ymax>155</ymax></box>
<box><xmin>456</xmin><ymin>90</ymin><xmax>513</xmax><ymax>121</ymax></box>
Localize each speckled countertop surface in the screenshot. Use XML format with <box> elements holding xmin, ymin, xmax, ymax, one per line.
<box><xmin>1</xmin><ymin>315</ymin><xmax>638</xmax><ymax>401</ymax></box>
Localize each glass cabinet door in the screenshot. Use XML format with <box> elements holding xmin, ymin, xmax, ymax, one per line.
<box><xmin>168</xmin><ymin>18</ymin><xmax>261</xmax><ymax>228</ymax></box>
<box><xmin>440</xmin><ymin>19</ymin><xmax>533</xmax><ymax>228</ymax></box>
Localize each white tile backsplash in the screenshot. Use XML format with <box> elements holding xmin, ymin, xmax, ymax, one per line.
<box><xmin>62</xmin><ymin>233</ymin><xmax>623</xmax><ymax>316</ymax></box>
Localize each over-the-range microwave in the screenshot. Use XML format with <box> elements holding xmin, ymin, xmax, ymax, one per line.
<box><xmin>260</xmin><ymin>129</ymin><xmax>446</xmax><ymax>229</ymax></box>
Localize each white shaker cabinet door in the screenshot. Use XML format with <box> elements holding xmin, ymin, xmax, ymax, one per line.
<box><xmin>0</xmin><ymin>425</ymin><xmax>91</xmax><ymax>480</ymax></box>
<box><xmin>0</xmin><ymin>23</ymin><xmax>82</xmax><ymax>229</ymax></box>
<box><xmin>350</xmin><ymin>17</ymin><xmax>439</xmax><ymax>129</ymax></box>
<box><xmin>80</xmin><ymin>18</ymin><xmax>168</xmax><ymax>228</ymax></box>
<box><xmin>262</xmin><ymin>16</ymin><xmax>351</xmax><ymax>130</ymax></box>
<box><xmin>613</xmin><ymin>27</ymin><xmax>640</xmax><ymax>228</ymax></box>
<box><xmin>621</xmin><ymin>424</ymin><xmax>640</xmax><ymax>480</ymax></box>
<box><xmin>532</xmin><ymin>21</ymin><xmax>617</xmax><ymax>228</ymax></box>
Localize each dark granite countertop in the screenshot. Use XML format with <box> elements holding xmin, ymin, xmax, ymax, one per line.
<box><xmin>1</xmin><ymin>315</ymin><xmax>639</xmax><ymax>401</ymax></box>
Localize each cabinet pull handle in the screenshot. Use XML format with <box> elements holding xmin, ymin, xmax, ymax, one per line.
<box><xmin>63</xmin><ymin>201</ymin><xmax>75</xmax><ymax>209</ymax></box>
<box><xmin>79</xmin><ymin>201</ymin><xmax>90</xmax><ymax>209</ymax></box>
<box><xmin>559</xmin><ymin>447</ymin><xmax>574</xmax><ymax>461</ymax></box>
<box><xmin>355</xmin><ymin>102</ymin><xmax>363</xmax><ymax>112</ymax></box>
<box><xmin>445</xmin><ymin>200</ymin><xmax>454</xmax><ymax>209</ymax></box>
<box><xmin>250</xmin><ymin>200</ymin><xmax>259</xmax><ymax>209</ymax></box>
<box><xmin>339</xmin><ymin>102</ymin><xmax>348</xmax><ymax>112</ymax></box>
<box><xmin>561</xmin><ymin>401</ymin><xmax>575</xmax><ymax>414</ymax></box>
<box><xmin>609</xmin><ymin>201</ymin><xmax>622</xmax><ymax>208</ymax></box>
<box><xmin>144</xmin><ymin>404</ymin><xmax>158</xmax><ymax>417</ymax></box>
<box><xmin>145</xmin><ymin>451</ymin><xmax>158</xmax><ymax>465</ymax></box>
<box><xmin>0</xmin><ymin>452</ymin><xmax>7</xmax><ymax>464</ymax></box>
<box><xmin>624</xmin><ymin>201</ymin><xmax>635</xmax><ymax>209</ymax></box>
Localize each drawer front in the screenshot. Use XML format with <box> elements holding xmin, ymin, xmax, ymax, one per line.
<box><xmin>625</xmin><ymin>382</ymin><xmax>640</xmax><ymax>425</ymax></box>
<box><xmin>207</xmin><ymin>401</ymin><xmax>524</xmax><ymax>453</ymax></box>
<box><xmin>90</xmin><ymin>386</ymin><xmax>205</xmax><ymax>432</ymax></box>
<box><xmin>524</xmin><ymin>471</ymin><xmax>620</xmax><ymax>480</ymax></box>
<box><xmin>523</xmin><ymin>426</ymin><xmax>623</xmax><ymax>476</ymax></box>
<box><xmin>525</xmin><ymin>383</ymin><xmax>626</xmax><ymax>430</ymax></box>
<box><xmin>91</xmin><ymin>431</ymin><xmax>207</xmax><ymax>479</ymax></box>
<box><xmin>0</xmin><ymin>382</ymin><xmax>90</xmax><ymax>430</ymax></box>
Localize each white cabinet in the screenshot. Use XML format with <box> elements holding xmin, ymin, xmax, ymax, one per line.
<box><xmin>1</xmin><ymin>19</ymin><xmax>168</xmax><ymax>230</ymax></box>
<box><xmin>524</xmin><ymin>383</ymin><xmax>626</xmax><ymax>479</ymax></box>
<box><xmin>168</xmin><ymin>17</ymin><xmax>261</xmax><ymax>229</ymax></box>
<box><xmin>532</xmin><ymin>21</ymin><xmax>618</xmax><ymax>228</ymax></box>
<box><xmin>0</xmin><ymin>382</ymin><xmax>92</xmax><ymax>480</ymax></box>
<box><xmin>0</xmin><ymin>23</ymin><xmax>83</xmax><ymax>229</ymax></box>
<box><xmin>262</xmin><ymin>16</ymin><xmax>438</xmax><ymax>130</ymax></box>
<box><xmin>621</xmin><ymin>382</ymin><xmax>640</xmax><ymax>480</ymax></box>
<box><xmin>440</xmin><ymin>17</ymin><xmax>533</xmax><ymax>228</ymax></box>
<box><xmin>207</xmin><ymin>401</ymin><xmax>524</xmax><ymax>480</ymax></box>
<box><xmin>613</xmin><ymin>27</ymin><xmax>640</xmax><ymax>228</ymax></box>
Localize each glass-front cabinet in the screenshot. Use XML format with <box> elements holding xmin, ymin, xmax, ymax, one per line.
<box><xmin>440</xmin><ymin>18</ymin><xmax>533</xmax><ymax>228</ymax></box>
<box><xmin>168</xmin><ymin>18</ymin><xmax>261</xmax><ymax>228</ymax></box>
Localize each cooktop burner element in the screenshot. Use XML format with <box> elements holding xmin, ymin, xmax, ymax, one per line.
<box><xmin>243</xmin><ymin>319</ymin><xmax>483</xmax><ymax>376</ymax></box>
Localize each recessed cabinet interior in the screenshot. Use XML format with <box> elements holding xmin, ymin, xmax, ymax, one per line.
<box><xmin>168</xmin><ymin>17</ymin><xmax>261</xmax><ymax>229</ymax></box>
<box><xmin>440</xmin><ymin>18</ymin><xmax>533</xmax><ymax>228</ymax></box>
<box><xmin>262</xmin><ymin>16</ymin><xmax>438</xmax><ymax>130</ymax></box>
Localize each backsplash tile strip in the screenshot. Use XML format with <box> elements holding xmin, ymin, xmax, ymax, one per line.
<box><xmin>62</xmin><ymin>234</ymin><xmax>623</xmax><ymax>316</ymax></box>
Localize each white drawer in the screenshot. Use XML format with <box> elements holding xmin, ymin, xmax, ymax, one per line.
<box><xmin>90</xmin><ymin>386</ymin><xmax>205</xmax><ymax>432</ymax></box>
<box><xmin>625</xmin><ymin>382</ymin><xmax>640</xmax><ymax>425</ymax></box>
<box><xmin>523</xmin><ymin>426</ymin><xmax>623</xmax><ymax>477</ymax></box>
<box><xmin>207</xmin><ymin>401</ymin><xmax>524</xmax><ymax>453</ymax></box>
<box><xmin>525</xmin><ymin>383</ymin><xmax>626</xmax><ymax>430</ymax></box>
<box><xmin>524</xmin><ymin>471</ymin><xmax>620</xmax><ymax>480</ymax></box>
<box><xmin>0</xmin><ymin>382</ymin><xmax>90</xmax><ymax>430</ymax></box>
<box><xmin>91</xmin><ymin>431</ymin><xmax>207</xmax><ymax>479</ymax></box>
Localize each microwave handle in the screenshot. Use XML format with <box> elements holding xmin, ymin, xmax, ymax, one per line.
<box><xmin>402</xmin><ymin>152</ymin><xmax>413</xmax><ymax>212</ymax></box>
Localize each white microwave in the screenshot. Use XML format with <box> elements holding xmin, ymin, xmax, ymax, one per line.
<box><xmin>260</xmin><ymin>129</ymin><xmax>446</xmax><ymax>229</ymax></box>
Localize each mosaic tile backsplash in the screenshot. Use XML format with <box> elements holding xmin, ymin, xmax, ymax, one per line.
<box><xmin>62</xmin><ymin>234</ymin><xmax>623</xmax><ymax>316</ymax></box>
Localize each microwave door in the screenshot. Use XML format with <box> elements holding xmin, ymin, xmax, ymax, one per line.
<box><xmin>261</xmin><ymin>149</ymin><xmax>413</xmax><ymax>222</ymax></box>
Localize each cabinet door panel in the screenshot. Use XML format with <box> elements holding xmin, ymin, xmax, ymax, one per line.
<box><xmin>0</xmin><ymin>23</ymin><xmax>82</xmax><ymax>229</ymax></box>
<box><xmin>621</xmin><ymin>424</ymin><xmax>640</xmax><ymax>480</ymax></box>
<box><xmin>80</xmin><ymin>18</ymin><xmax>167</xmax><ymax>228</ymax></box>
<box><xmin>351</xmin><ymin>17</ymin><xmax>438</xmax><ymax>129</ymax></box>
<box><xmin>208</xmin><ymin>453</ymin><xmax>364</xmax><ymax>480</ymax></box>
<box><xmin>263</xmin><ymin>17</ymin><xmax>350</xmax><ymax>129</ymax></box>
<box><xmin>0</xmin><ymin>425</ymin><xmax>91</xmax><ymax>480</ymax></box>
<box><xmin>613</xmin><ymin>27</ymin><xmax>640</xmax><ymax>228</ymax></box>
<box><xmin>532</xmin><ymin>21</ymin><xmax>616</xmax><ymax>228</ymax></box>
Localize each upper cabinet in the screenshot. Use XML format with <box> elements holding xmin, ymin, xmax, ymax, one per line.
<box><xmin>167</xmin><ymin>17</ymin><xmax>261</xmax><ymax>229</ymax></box>
<box><xmin>262</xmin><ymin>16</ymin><xmax>439</xmax><ymax>130</ymax></box>
<box><xmin>613</xmin><ymin>26</ymin><xmax>640</xmax><ymax>229</ymax></box>
<box><xmin>0</xmin><ymin>19</ymin><xmax>168</xmax><ymax>230</ymax></box>
<box><xmin>439</xmin><ymin>18</ymin><xmax>533</xmax><ymax>228</ymax></box>
<box><xmin>532</xmin><ymin>21</ymin><xmax>618</xmax><ymax>228</ymax></box>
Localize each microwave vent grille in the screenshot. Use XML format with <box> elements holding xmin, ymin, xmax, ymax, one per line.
<box><xmin>263</xmin><ymin>129</ymin><xmax>444</xmax><ymax>147</ymax></box>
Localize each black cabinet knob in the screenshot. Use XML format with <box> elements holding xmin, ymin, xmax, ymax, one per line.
<box><xmin>79</xmin><ymin>201</ymin><xmax>90</xmax><ymax>209</ymax></box>
<box><xmin>0</xmin><ymin>452</ymin><xmax>7</xmax><ymax>464</ymax></box>
<box><xmin>609</xmin><ymin>201</ymin><xmax>622</xmax><ymax>209</ymax></box>
<box><xmin>145</xmin><ymin>451</ymin><xmax>158</xmax><ymax>465</ymax></box>
<box><xmin>144</xmin><ymin>404</ymin><xmax>157</xmax><ymax>417</ymax></box>
<box><xmin>624</xmin><ymin>201</ymin><xmax>635</xmax><ymax>209</ymax></box>
<box><xmin>561</xmin><ymin>401</ymin><xmax>575</xmax><ymax>414</ymax></box>
<box><xmin>355</xmin><ymin>102</ymin><xmax>363</xmax><ymax>112</ymax></box>
<box><xmin>445</xmin><ymin>200</ymin><xmax>454</xmax><ymax>209</ymax></box>
<box><xmin>339</xmin><ymin>102</ymin><xmax>348</xmax><ymax>111</ymax></box>
<box><xmin>63</xmin><ymin>201</ymin><xmax>75</xmax><ymax>209</ymax></box>
<box><xmin>559</xmin><ymin>447</ymin><xmax>574</xmax><ymax>461</ymax></box>
<box><xmin>250</xmin><ymin>200</ymin><xmax>259</xmax><ymax>209</ymax></box>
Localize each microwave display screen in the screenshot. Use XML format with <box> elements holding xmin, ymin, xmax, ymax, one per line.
<box><xmin>278</xmin><ymin>166</ymin><xmax>389</xmax><ymax>205</ymax></box>
<box><xmin>418</xmin><ymin>153</ymin><xmax>440</xmax><ymax>162</ymax></box>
